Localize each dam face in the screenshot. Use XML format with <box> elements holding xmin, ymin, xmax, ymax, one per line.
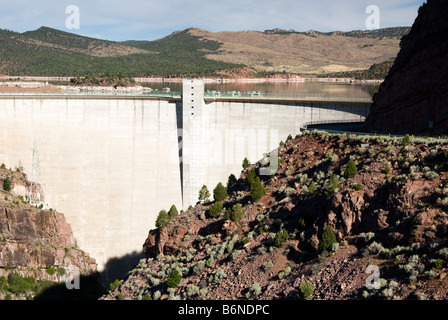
<box><xmin>0</xmin><ymin>84</ymin><xmax>370</xmax><ymax>282</ymax></box>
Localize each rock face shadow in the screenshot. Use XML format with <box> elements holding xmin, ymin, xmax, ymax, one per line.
<box><xmin>35</xmin><ymin>250</ymin><xmax>144</xmax><ymax>300</ymax></box>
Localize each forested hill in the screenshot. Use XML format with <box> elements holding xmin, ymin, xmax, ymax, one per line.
<box><xmin>0</xmin><ymin>26</ymin><xmax>409</xmax><ymax>77</ymax></box>
<box><xmin>0</xmin><ymin>27</ymin><xmax>243</xmax><ymax>77</ymax></box>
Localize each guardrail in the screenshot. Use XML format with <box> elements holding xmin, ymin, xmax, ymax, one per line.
<box><xmin>303</xmin><ymin>119</ymin><xmax>366</xmax><ymax>126</ymax></box>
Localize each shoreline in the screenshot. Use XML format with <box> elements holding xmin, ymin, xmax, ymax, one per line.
<box><xmin>0</xmin><ymin>75</ymin><xmax>383</xmax><ymax>86</ymax></box>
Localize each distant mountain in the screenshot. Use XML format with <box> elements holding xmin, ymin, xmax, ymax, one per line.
<box><xmin>186</xmin><ymin>27</ymin><xmax>408</xmax><ymax>75</ymax></box>
<box><xmin>0</xmin><ymin>26</ymin><xmax>410</xmax><ymax>77</ymax></box>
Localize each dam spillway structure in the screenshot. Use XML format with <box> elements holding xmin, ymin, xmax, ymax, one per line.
<box><xmin>0</xmin><ymin>80</ymin><xmax>371</xmax><ymax>282</ymax></box>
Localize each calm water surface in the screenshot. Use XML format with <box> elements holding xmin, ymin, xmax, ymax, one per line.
<box><xmin>144</xmin><ymin>82</ymin><xmax>379</xmax><ymax>99</ymax></box>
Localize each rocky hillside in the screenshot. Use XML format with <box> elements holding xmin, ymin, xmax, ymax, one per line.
<box><xmin>1</xmin><ymin>25</ymin><xmax>407</xmax><ymax>77</ymax></box>
<box><xmin>103</xmin><ymin>130</ymin><xmax>448</xmax><ymax>301</ymax></box>
<box><xmin>0</xmin><ymin>166</ymin><xmax>98</xmax><ymax>299</ymax></box>
<box><xmin>364</xmin><ymin>0</ymin><xmax>448</xmax><ymax>135</ymax></box>
<box><xmin>187</xmin><ymin>27</ymin><xmax>405</xmax><ymax>75</ymax></box>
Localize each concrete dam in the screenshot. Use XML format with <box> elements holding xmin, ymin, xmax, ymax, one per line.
<box><xmin>0</xmin><ymin>80</ymin><xmax>371</xmax><ymax>282</ymax></box>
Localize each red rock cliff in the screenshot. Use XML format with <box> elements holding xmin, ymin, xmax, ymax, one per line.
<box><xmin>364</xmin><ymin>0</ymin><xmax>448</xmax><ymax>134</ymax></box>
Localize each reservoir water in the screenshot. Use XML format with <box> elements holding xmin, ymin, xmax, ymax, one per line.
<box><xmin>142</xmin><ymin>81</ymin><xmax>379</xmax><ymax>99</ymax></box>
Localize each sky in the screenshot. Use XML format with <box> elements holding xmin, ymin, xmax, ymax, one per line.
<box><xmin>0</xmin><ymin>0</ymin><xmax>424</xmax><ymax>41</ymax></box>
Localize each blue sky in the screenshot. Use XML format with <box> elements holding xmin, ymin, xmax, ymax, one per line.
<box><xmin>0</xmin><ymin>0</ymin><xmax>424</xmax><ymax>41</ymax></box>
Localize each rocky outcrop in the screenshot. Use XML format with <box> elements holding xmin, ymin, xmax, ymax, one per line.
<box><xmin>104</xmin><ymin>131</ymin><xmax>448</xmax><ymax>301</ymax></box>
<box><xmin>0</xmin><ymin>170</ymin><xmax>97</xmax><ymax>284</ymax></box>
<box><xmin>364</xmin><ymin>0</ymin><xmax>448</xmax><ymax>134</ymax></box>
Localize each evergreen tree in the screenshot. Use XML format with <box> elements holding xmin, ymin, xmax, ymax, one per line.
<box><xmin>2</xmin><ymin>176</ymin><xmax>11</xmax><ymax>192</ymax></box>
<box><xmin>318</xmin><ymin>225</ymin><xmax>337</xmax><ymax>252</ymax></box>
<box><xmin>247</xmin><ymin>168</ymin><xmax>257</xmax><ymax>186</ymax></box>
<box><xmin>325</xmin><ymin>174</ymin><xmax>340</xmax><ymax>196</ymax></box>
<box><xmin>242</xmin><ymin>157</ymin><xmax>251</xmax><ymax>169</ymax></box>
<box><xmin>403</xmin><ymin>134</ymin><xmax>411</xmax><ymax>147</ymax></box>
<box><xmin>250</xmin><ymin>177</ymin><xmax>266</xmax><ymax>202</ymax></box>
<box><xmin>213</xmin><ymin>182</ymin><xmax>227</xmax><ymax>202</ymax></box>
<box><xmin>230</xmin><ymin>203</ymin><xmax>244</xmax><ymax>222</ymax></box>
<box><xmin>344</xmin><ymin>159</ymin><xmax>357</xmax><ymax>179</ymax></box>
<box><xmin>166</xmin><ymin>269</ymin><xmax>182</xmax><ymax>288</ymax></box>
<box><xmin>208</xmin><ymin>201</ymin><xmax>223</xmax><ymax>218</ymax></box>
<box><xmin>226</xmin><ymin>174</ymin><xmax>237</xmax><ymax>191</ymax></box>
<box><xmin>155</xmin><ymin>210</ymin><xmax>170</xmax><ymax>229</ymax></box>
<box><xmin>198</xmin><ymin>185</ymin><xmax>210</xmax><ymax>203</ymax></box>
<box><xmin>168</xmin><ymin>205</ymin><xmax>178</xmax><ymax>220</ymax></box>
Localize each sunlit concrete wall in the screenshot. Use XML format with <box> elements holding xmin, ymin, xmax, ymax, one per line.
<box><xmin>0</xmin><ymin>96</ymin><xmax>183</xmax><ymax>282</ymax></box>
<box><xmin>0</xmin><ymin>92</ymin><xmax>369</xmax><ymax>282</ymax></box>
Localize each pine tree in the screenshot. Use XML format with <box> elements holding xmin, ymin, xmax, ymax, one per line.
<box><xmin>318</xmin><ymin>225</ymin><xmax>337</xmax><ymax>252</ymax></box>
<box><xmin>230</xmin><ymin>203</ymin><xmax>244</xmax><ymax>222</ymax></box>
<box><xmin>403</xmin><ymin>134</ymin><xmax>411</xmax><ymax>147</ymax></box>
<box><xmin>168</xmin><ymin>205</ymin><xmax>178</xmax><ymax>220</ymax></box>
<box><xmin>344</xmin><ymin>159</ymin><xmax>357</xmax><ymax>179</ymax></box>
<box><xmin>198</xmin><ymin>185</ymin><xmax>210</xmax><ymax>203</ymax></box>
<box><xmin>155</xmin><ymin>210</ymin><xmax>170</xmax><ymax>229</ymax></box>
<box><xmin>325</xmin><ymin>174</ymin><xmax>340</xmax><ymax>196</ymax></box>
<box><xmin>242</xmin><ymin>157</ymin><xmax>251</xmax><ymax>169</ymax></box>
<box><xmin>247</xmin><ymin>168</ymin><xmax>257</xmax><ymax>186</ymax></box>
<box><xmin>250</xmin><ymin>177</ymin><xmax>266</xmax><ymax>202</ymax></box>
<box><xmin>213</xmin><ymin>182</ymin><xmax>227</xmax><ymax>202</ymax></box>
<box><xmin>208</xmin><ymin>201</ymin><xmax>223</xmax><ymax>218</ymax></box>
<box><xmin>2</xmin><ymin>176</ymin><xmax>11</xmax><ymax>192</ymax></box>
<box><xmin>226</xmin><ymin>174</ymin><xmax>237</xmax><ymax>191</ymax></box>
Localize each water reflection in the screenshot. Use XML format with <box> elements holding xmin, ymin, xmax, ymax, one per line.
<box><xmin>143</xmin><ymin>81</ymin><xmax>379</xmax><ymax>99</ymax></box>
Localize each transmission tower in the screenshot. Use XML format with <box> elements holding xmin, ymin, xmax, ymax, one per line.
<box><xmin>29</xmin><ymin>140</ymin><xmax>44</xmax><ymax>207</ymax></box>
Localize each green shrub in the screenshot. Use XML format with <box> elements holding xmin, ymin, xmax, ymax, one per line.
<box><xmin>226</xmin><ymin>174</ymin><xmax>237</xmax><ymax>191</ymax></box>
<box><xmin>246</xmin><ymin>282</ymin><xmax>262</xmax><ymax>298</ymax></box>
<box><xmin>299</xmin><ymin>281</ymin><xmax>314</xmax><ymax>300</ymax></box>
<box><xmin>213</xmin><ymin>182</ymin><xmax>228</xmax><ymax>202</ymax></box>
<box><xmin>242</xmin><ymin>157</ymin><xmax>251</xmax><ymax>169</ymax></box>
<box><xmin>142</xmin><ymin>293</ymin><xmax>152</xmax><ymax>300</ymax></box>
<box><xmin>273</xmin><ymin>229</ymin><xmax>289</xmax><ymax>247</ymax></box>
<box><xmin>168</xmin><ymin>205</ymin><xmax>178</xmax><ymax>220</ymax></box>
<box><xmin>432</xmin><ymin>259</ymin><xmax>444</xmax><ymax>271</ymax></box>
<box><xmin>308</xmin><ymin>181</ymin><xmax>317</xmax><ymax>194</ymax></box>
<box><xmin>247</xmin><ymin>168</ymin><xmax>257</xmax><ymax>186</ymax></box>
<box><xmin>109</xmin><ymin>279</ymin><xmax>121</xmax><ymax>291</ymax></box>
<box><xmin>325</xmin><ymin>174</ymin><xmax>340</xmax><ymax>196</ymax></box>
<box><xmin>208</xmin><ymin>201</ymin><xmax>223</xmax><ymax>218</ymax></box>
<box><xmin>155</xmin><ymin>210</ymin><xmax>170</xmax><ymax>229</ymax></box>
<box><xmin>318</xmin><ymin>225</ymin><xmax>337</xmax><ymax>252</ymax></box>
<box><xmin>46</xmin><ymin>267</ymin><xmax>56</xmax><ymax>275</ymax></box>
<box><xmin>198</xmin><ymin>185</ymin><xmax>211</xmax><ymax>203</ymax></box>
<box><xmin>384</xmin><ymin>163</ymin><xmax>391</xmax><ymax>176</ymax></box>
<box><xmin>403</xmin><ymin>134</ymin><xmax>411</xmax><ymax>147</ymax></box>
<box><xmin>229</xmin><ymin>203</ymin><xmax>244</xmax><ymax>222</ymax></box>
<box><xmin>0</xmin><ymin>163</ymin><xmax>5</xmax><ymax>169</ymax></box>
<box><xmin>7</xmin><ymin>273</ymin><xmax>36</xmax><ymax>295</ymax></box>
<box><xmin>2</xmin><ymin>176</ymin><xmax>11</xmax><ymax>192</ymax></box>
<box><xmin>354</xmin><ymin>183</ymin><xmax>363</xmax><ymax>191</ymax></box>
<box><xmin>344</xmin><ymin>159</ymin><xmax>357</xmax><ymax>179</ymax></box>
<box><xmin>166</xmin><ymin>269</ymin><xmax>182</xmax><ymax>288</ymax></box>
<box><xmin>250</xmin><ymin>177</ymin><xmax>266</xmax><ymax>202</ymax></box>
